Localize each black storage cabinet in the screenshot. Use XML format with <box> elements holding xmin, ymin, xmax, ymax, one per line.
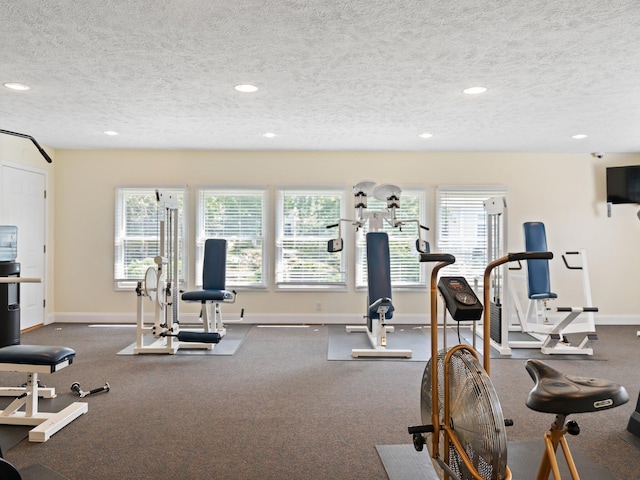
<box><xmin>0</xmin><ymin>262</ymin><xmax>20</xmax><ymax>347</ymax></box>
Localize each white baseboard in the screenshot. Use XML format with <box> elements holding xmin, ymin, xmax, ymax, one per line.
<box><xmin>52</xmin><ymin>312</ymin><xmax>640</xmax><ymax>326</ymax></box>
<box><xmin>53</xmin><ymin>312</ymin><xmax>430</xmax><ymax>325</ymax></box>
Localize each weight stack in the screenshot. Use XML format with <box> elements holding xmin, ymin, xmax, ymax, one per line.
<box><xmin>490</xmin><ymin>301</ymin><xmax>502</xmax><ymax>344</ymax></box>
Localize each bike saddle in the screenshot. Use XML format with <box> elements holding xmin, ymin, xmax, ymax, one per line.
<box><xmin>525</xmin><ymin>358</ymin><xmax>629</xmax><ymax>415</ymax></box>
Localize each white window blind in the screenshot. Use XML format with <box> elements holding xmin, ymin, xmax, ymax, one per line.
<box><xmin>276</xmin><ymin>188</ymin><xmax>346</xmax><ymax>288</ymax></box>
<box><xmin>196</xmin><ymin>188</ymin><xmax>266</xmax><ymax>288</ymax></box>
<box><xmin>114</xmin><ymin>187</ymin><xmax>186</xmax><ymax>290</ymax></box>
<box><xmin>355</xmin><ymin>189</ymin><xmax>427</xmax><ymax>289</ymax></box>
<box><xmin>436</xmin><ymin>186</ymin><xmax>507</xmax><ymax>282</ymax></box>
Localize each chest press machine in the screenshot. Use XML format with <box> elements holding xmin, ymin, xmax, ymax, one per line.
<box><xmin>327</xmin><ymin>182</ymin><xmax>429</xmax><ymax>358</ymax></box>
<box><xmin>483</xmin><ymin>197</ymin><xmax>597</xmax><ymax>356</ymax></box>
<box><xmin>520</xmin><ymin>221</ymin><xmax>597</xmax><ymax>355</ymax></box>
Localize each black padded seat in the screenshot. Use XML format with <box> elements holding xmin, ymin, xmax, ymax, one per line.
<box><xmin>0</xmin><ymin>345</ymin><xmax>75</xmax><ymax>367</ymax></box>
<box><xmin>181</xmin><ymin>289</ymin><xmax>233</xmax><ymax>302</ymax></box>
<box><xmin>530</xmin><ymin>292</ymin><xmax>558</xmax><ymax>300</ymax></box>
<box><xmin>525</xmin><ymin>359</ymin><xmax>629</xmax><ymax>415</ymax></box>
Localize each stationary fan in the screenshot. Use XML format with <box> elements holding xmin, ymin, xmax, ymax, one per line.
<box><xmin>421</xmin><ymin>347</ymin><xmax>508</xmax><ymax>480</ymax></box>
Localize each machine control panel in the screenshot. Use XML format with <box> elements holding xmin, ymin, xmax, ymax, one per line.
<box><xmin>437</xmin><ymin>276</ymin><xmax>483</xmax><ymax>322</ymax></box>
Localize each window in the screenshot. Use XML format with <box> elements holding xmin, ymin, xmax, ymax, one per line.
<box><xmin>436</xmin><ymin>186</ymin><xmax>507</xmax><ymax>282</ymax></box>
<box><xmin>355</xmin><ymin>188</ymin><xmax>427</xmax><ymax>289</ymax></box>
<box><xmin>114</xmin><ymin>187</ymin><xmax>186</xmax><ymax>290</ymax></box>
<box><xmin>195</xmin><ymin>188</ymin><xmax>267</xmax><ymax>288</ymax></box>
<box><xmin>276</xmin><ymin>188</ymin><xmax>346</xmax><ymax>288</ymax></box>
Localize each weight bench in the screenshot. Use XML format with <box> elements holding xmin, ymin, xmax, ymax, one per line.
<box><xmin>522</xmin><ymin>222</ymin><xmax>597</xmax><ymax>355</ymax></box>
<box><xmin>346</xmin><ymin>232</ymin><xmax>411</xmax><ymax>358</ymax></box>
<box><xmin>0</xmin><ymin>345</ymin><xmax>87</xmax><ymax>442</ymax></box>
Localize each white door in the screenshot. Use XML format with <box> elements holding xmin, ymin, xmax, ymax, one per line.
<box><xmin>1</xmin><ymin>164</ymin><xmax>46</xmax><ymax>330</ymax></box>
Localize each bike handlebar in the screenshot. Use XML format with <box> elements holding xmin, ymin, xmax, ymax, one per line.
<box><xmin>419</xmin><ymin>253</ymin><xmax>455</xmax><ymax>264</ymax></box>
<box><xmin>507</xmin><ymin>251</ymin><xmax>553</xmax><ymax>262</ymax></box>
<box><xmin>486</xmin><ymin>251</ymin><xmax>553</xmax><ymax>274</ymax></box>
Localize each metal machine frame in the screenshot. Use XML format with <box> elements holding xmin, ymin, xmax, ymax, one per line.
<box><xmin>134</xmin><ymin>190</ymin><xmax>219</xmax><ymax>354</ymax></box>
<box><xmin>328</xmin><ymin>181</ymin><xmax>429</xmax><ymax>358</ymax></box>
<box><xmin>483</xmin><ymin>197</ymin><xmax>597</xmax><ymax>356</ymax></box>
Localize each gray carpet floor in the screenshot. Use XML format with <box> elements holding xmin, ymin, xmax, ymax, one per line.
<box><xmin>20</xmin><ymin>463</ymin><xmax>71</xmax><ymax>480</ymax></box>
<box><xmin>0</xmin><ymin>323</ymin><xmax>637</xmax><ymax>480</ymax></box>
<box><xmin>377</xmin><ymin>440</ymin><xmax>618</xmax><ymax>480</ymax></box>
<box><xmin>116</xmin><ymin>323</ymin><xmax>252</xmax><ymax>355</ymax></box>
<box><xmin>327</xmin><ymin>325</ymin><xmax>471</xmax><ymax>361</ymax></box>
<box><xmin>453</xmin><ymin>328</ymin><xmax>606</xmax><ymax>360</ymax></box>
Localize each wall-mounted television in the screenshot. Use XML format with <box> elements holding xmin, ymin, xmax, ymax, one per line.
<box><xmin>606</xmin><ymin>165</ymin><xmax>640</xmax><ymax>204</ymax></box>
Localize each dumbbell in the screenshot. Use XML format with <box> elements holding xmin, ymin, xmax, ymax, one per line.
<box><xmin>70</xmin><ymin>382</ymin><xmax>110</xmax><ymax>398</ymax></box>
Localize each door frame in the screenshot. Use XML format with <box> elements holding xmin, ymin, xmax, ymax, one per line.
<box><xmin>0</xmin><ymin>159</ymin><xmax>48</xmax><ymax>329</ymax></box>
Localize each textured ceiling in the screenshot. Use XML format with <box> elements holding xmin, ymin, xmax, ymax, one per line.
<box><xmin>2</xmin><ymin>1</ymin><xmax>640</xmax><ymax>153</ymax></box>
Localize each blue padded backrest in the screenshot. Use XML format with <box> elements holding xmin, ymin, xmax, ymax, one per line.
<box><xmin>367</xmin><ymin>232</ymin><xmax>393</xmax><ymax>317</ymax></box>
<box><xmin>523</xmin><ymin>222</ymin><xmax>553</xmax><ymax>298</ymax></box>
<box><xmin>202</xmin><ymin>239</ymin><xmax>227</xmax><ymax>290</ymax></box>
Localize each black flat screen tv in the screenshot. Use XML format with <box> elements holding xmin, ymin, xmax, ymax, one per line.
<box><xmin>606</xmin><ymin>165</ymin><xmax>640</xmax><ymax>204</ymax></box>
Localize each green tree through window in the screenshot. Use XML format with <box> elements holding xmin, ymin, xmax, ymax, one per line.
<box><xmin>276</xmin><ymin>189</ymin><xmax>345</xmax><ymax>287</ymax></box>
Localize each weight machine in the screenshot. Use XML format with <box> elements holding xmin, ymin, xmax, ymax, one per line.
<box><xmin>484</xmin><ymin>197</ymin><xmax>597</xmax><ymax>355</ymax></box>
<box><xmin>134</xmin><ymin>190</ymin><xmax>221</xmax><ymax>354</ymax></box>
<box><xmin>327</xmin><ymin>181</ymin><xmax>429</xmax><ymax>358</ymax></box>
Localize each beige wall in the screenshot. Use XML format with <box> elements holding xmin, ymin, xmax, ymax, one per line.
<box><xmin>1</xmin><ymin>132</ymin><xmax>639</xmax><ymax>324</ymax></box>
<box><xmin>46</xmin><ymin>149</ymin><xmax>640</xmax><ymax>324</ymax></box>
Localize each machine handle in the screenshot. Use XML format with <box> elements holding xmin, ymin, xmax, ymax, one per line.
<box><xmin>507</xmin><ymin>252</ymin><xmax>552</xmax><ymax>270</ymax></box>
<box><xmin>507</xmin><ymin>251</ymin><xmax>553</xmax><ymax>262</ymax></box>
<box><xmin>326</xmin><ymin>223</ymin><xmax>339</xmax><ymax>229</ymax></box>
<box><xmin>562</xmin><ymin>251</ymin><xmax>583</xmax><ymax>270</ymax></box>
<box><xmin>485</xmin><ymin>252</ymin><xmax>553</xmax><ymax>288</ymax></box>
<box><xmin>419</xmin><ymin>253</ymin><xmax>455</xmax><ymax>264</ymax></box>
<box><xmin>557</xmin><ymin>307</ymin><xmax>598</xmax><ymax>313</ymax></box>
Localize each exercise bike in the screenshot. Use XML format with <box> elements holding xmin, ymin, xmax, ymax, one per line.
<box><xmin>409</xmin><ymin>251</ymin><xmax>629</xmax><ymax>480</ymax></box>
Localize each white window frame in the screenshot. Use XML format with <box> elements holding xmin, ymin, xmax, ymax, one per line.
<box><xmin>275</xmin><ymin>186</ymin><xmax>347</xmax><ymax>290</ymax></box>
<box><xmin>435</xmin><ymin>185</ymin><xmax>508</xmax><ymax>284</ymax></box>
<box><xmin>114</xmin><ymin>186</ymin><xmax>187</xmax><ymax>291</ymax></box>
<box><xmin>355</xmin><ymin>187</ymin><xmax>428</xmax><ymax>290</ymax></box>
<box><xmin>194</xmin><ymin>187</ymin><xmax>268</xmax><ymax>289</ymax></box>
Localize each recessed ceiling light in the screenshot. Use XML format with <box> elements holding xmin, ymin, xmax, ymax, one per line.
<box><xmin>463</xmin><ymin>86</ymin><xmax>487</xmax><ymax>95</ymax></box>
<box><xmin>235</xmin><ymin>84</ymin><xmax>258</xmax><ymax>93</ymax></box>
<box><xmin>571</xmin><ymin>134</ymin><xmax>588</xmax><ymax>139</ymax></box>
<box><xmin>418</xmin><ymin>133</ymin><xmax>433</xmax><ymax>139</ymax></box>
<box><xmin>104</xmin><ymin>130</ymin><xmax>119</xmax><ymax>136</ymax></box>
<box><xmin>3</xmin><ymin>82</ymin><xmax>31</xmax><ymax>91</ymax></box>
<box><xmin>263</xmin><ymin>132</ymin><xmax>276</xmax><ymax>138</ymax></box>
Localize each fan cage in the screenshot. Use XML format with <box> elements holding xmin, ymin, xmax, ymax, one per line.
<box><xmin>421</xmin><ymin>347</ymin><xmax>508</xmax><ymax>480</ymax></box>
